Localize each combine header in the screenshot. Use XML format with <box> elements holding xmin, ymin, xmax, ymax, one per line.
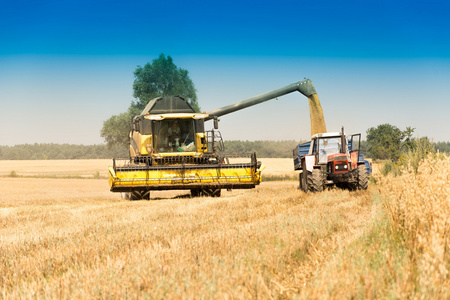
<box><xmin>109</xmin><ymin>79</ymin><xmax>324</xmax><ymax>199</ymax></box>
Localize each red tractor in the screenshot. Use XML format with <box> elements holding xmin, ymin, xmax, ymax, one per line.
<box><xmin>293</xmin><ymin>127</ymin><xmax>369</xmax><ymax>192</ymax></box>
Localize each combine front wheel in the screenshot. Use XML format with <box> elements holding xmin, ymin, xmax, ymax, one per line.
<box><xmin>191</xmin><ymin>189</ymin><xmax>201</xmax><ymax>197</ymax></box>
<box><xmin>122</xmin><ymin>190</ymin><xmax>150</xmax><ymax>200</ymax></box>
<box><xmin>190</xmin><ymin>188</ymin><xmax>221</xmax><ymax>197</ymax></box>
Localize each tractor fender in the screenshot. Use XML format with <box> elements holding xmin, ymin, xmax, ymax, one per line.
<box><xmin>304</xmin><ymin>155</ymin><xmax>315</xmax><ymax>173</ymax></box>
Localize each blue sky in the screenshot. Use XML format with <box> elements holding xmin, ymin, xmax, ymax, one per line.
<box><xmin>1</xmin><ymin>0</ymin><xmax>449</xmax><ymax>145</ymax></box>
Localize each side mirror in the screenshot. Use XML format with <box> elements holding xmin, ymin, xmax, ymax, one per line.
<box><xmin>213</xmin><ymin>116</ymin><xmax>219</xmax><ymax>130</ymax></box>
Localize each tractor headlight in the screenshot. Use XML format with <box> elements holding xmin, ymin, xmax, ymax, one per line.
<box><xmin>344</xmin><ymin>164</ymin><xmax>348</xmax><ymax>169</ymax></box>
<box><xmin>335</xmin><ymin>165</ymin><xmax>338</xmax><ymax>170</ymax></box>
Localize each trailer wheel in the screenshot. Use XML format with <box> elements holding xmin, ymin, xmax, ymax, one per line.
<box><xmin>308</xmin><ymin>169</ymin><xmax>324</xmax><ymax>192</ymax></box>
<box><xmin>357</xmin><ymin>164</ymin><xmax>369</xmax><ymax>190</ymax></box>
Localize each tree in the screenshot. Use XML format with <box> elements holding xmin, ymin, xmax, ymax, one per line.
<box><xmin>131</xmin><ymin>53</ymin><xmax>199</xmax><ymax>112</ymax></box>
<box><xmin>101</xmin><ymin>54</ymin><xmax>199</xmax><ymax>148</ymax></box>
<box><xmin>100</xmin><ymin>112</ymin><xmax>132</xmax><ymax>148</ymax></box>
<box><xmin>366</xmin><ymin>124</ymin><xmax>415</xmax><ymax>161</ymax></box>
<box><xmin>402</xmin><ymin>126</ymin><xmax>416</xmax><ymax>152</ymax></box>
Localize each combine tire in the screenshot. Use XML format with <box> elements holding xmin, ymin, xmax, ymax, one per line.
<box><xmin>123</xmin><ymin>190</ymin><xmax>150</xmax><ymax>200</ymax></box>
<box><xmin>191</xmin><ymin>188</ymin><xmax>221</xmax><ymax>197</ymax></box>
<box><xmin>356</xmin><ymin>164</ymin><xmax>369</xmax><ymax>190</ymax></box>
<box><xmin>191</xmin><ymin>189</ymin><xmax>201</xmax><ymax>197</ymax></box>
<box><xmin>308</xmin><ymin>169</ymin><xmax>324</xmax><ymax>192</ymax></box>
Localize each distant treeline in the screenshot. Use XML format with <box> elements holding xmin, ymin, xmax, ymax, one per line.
<box><xmin>435</xmin><ymin>141</ymin><xmax>450</xmax><ymax>153</ymax></box>
<box><xmin>0</xmin><ymin>141</ymin><xmax>448</xmax><ymax>160</ymax></box>
<box><xmin>223</xmin><ymin>140</ymin><xmax>301</xmax><ymax>158</ymax></box>
<box><xmin>0</xmin><ymin>144</ymin><xmax>128</xmax><ymax>160</ymax></box>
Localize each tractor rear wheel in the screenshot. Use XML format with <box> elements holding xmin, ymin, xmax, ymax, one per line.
<box><xmin>308</xmin><ymin>169</ymin><xmax>324</xmax><ymax>192</ymax></box>
<box><xmin>357</xmin><ymin>164</ymin><xmax>369</xmax><ymax>190</ymax></box>
<box><xmin>299</xmin><ymin>173</ymin><xmax>303</xmax><ymax>190</ymax></box>
<box><xmin>300</xmin><ymin>162</ymin><xmax>309</xmax><ymax>192</ymax></box>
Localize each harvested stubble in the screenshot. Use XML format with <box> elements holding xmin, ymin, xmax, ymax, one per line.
<box><xmin>0</xmin><ymin>175</ymin><xmax>375</xmax><ymax>298</ymax></box>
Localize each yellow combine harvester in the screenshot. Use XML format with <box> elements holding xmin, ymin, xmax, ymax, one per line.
<box><xmin>109</xmin><ymin>78</ymin><xmax>324</xmax><ymax>199</ymax></box>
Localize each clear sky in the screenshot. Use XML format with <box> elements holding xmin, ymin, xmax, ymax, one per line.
<box><xmin>1</xmin><ymin>0</ymin><xmax>449</xmax><ymax>146</ymax></box>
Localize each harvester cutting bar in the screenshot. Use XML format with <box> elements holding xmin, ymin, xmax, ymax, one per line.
<box><xmin>109</xmin><ymin>154</ymin><xmax>262</xmax><ymax>192</ymax></box>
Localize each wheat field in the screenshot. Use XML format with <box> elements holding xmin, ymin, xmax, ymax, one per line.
<box><xmin>0</xmin><ymin>157</ymin><xmax>448</xmax><ymax>298</ymax></box>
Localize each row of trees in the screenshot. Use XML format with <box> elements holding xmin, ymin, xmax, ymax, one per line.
<box><xmin>224</xmin><ymin>140</ymin><xmax>300</xmax><ymax>158</ymax></box>
<box><xmin>0</xmin><ymin>144</ymin><xmax>127</xmax><ymax>160</ymax></box>
<box><xmin>0</xmin><ymin>141</ymin><xmax>297</xmax><ymax>160</ymax></box>
<box><xmin>1</xmin><ymin>139</ymin><xmax>447</xmax><ymax>160</ymax></box>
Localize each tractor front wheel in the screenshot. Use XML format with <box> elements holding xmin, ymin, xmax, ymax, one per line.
<box><xmin>308</xmin><ymin>169</ymin><xmax>324</xmax><ymax>192</ymax></box>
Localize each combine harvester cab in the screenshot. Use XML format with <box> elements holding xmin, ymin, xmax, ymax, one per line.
<box><xmin>109</xmin><ymin>96</ymin><xmax>262</xmax><ymax>200</ymax></box>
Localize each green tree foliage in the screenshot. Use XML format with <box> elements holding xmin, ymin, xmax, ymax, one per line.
<box><xmin>100</xmin><ymin>112</ymin><xmax>131</xmax><ymax>148</ymax></box>
<box><xmin>435</xmin><ymin>141</ymin><xmax>450</xmax><ymax>153</ymax></box>
<box><xmin>382</xmin><ymin>136</ymin><xmax>437</xmax><ymax>176</ymax></box>
<box><xmin>101</xmin><ymin>54</ymin><xmax>199</xmax><ymax>148</ymax></box>
<box><xmin>366</xmin><ymin>124</ymin><xmax>415</xmax><ymax>161</ymax></box>
<box><xmin>131</xmin><ymin>54</ymin><xmax>199</xmax><ymax>112</ymax></box>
